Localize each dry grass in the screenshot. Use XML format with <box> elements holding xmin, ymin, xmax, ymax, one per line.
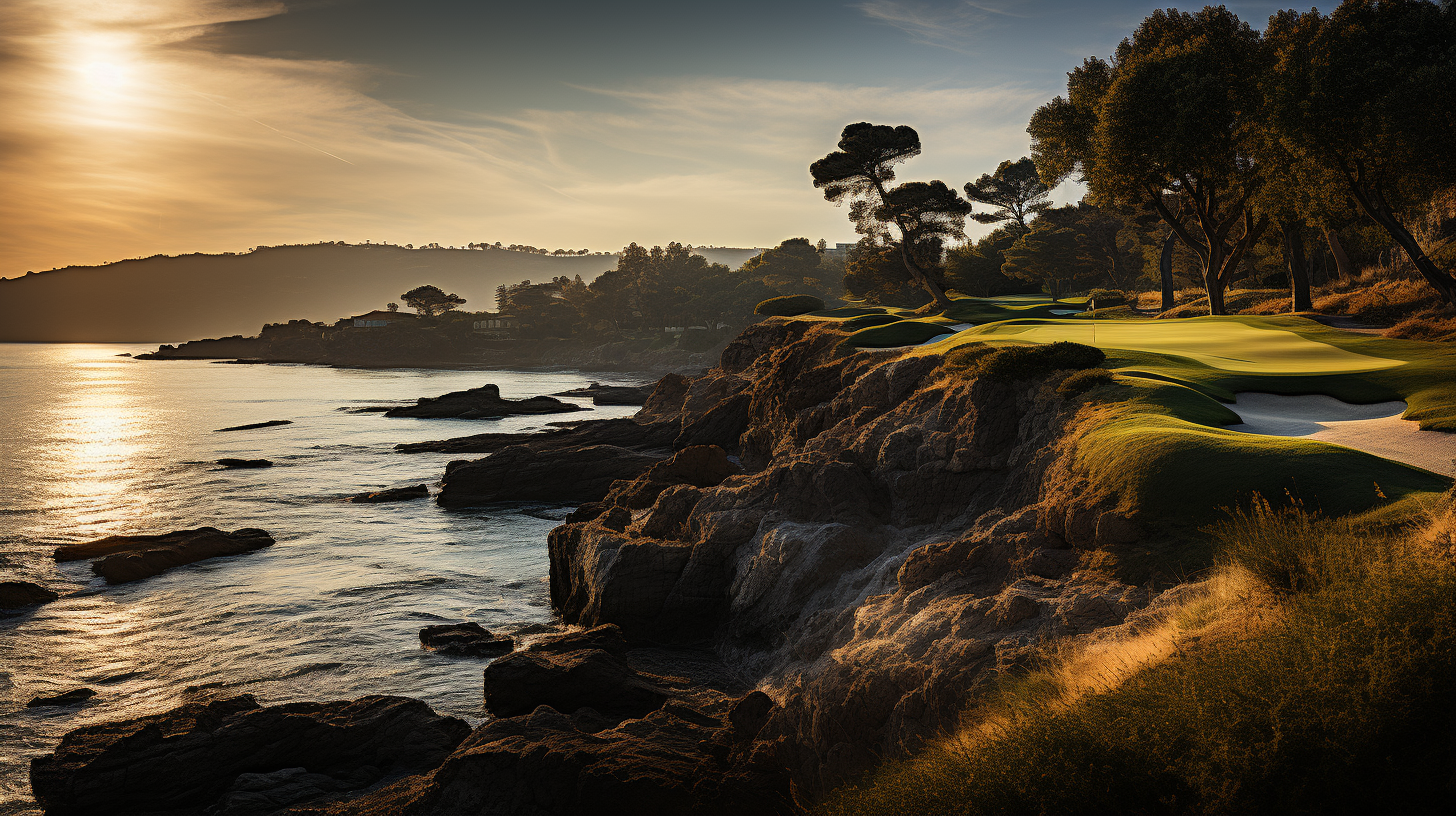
<box><xmin>818</xmin><ymin>498</ymin><xmax>1456</xmax><ymax>815</ymax></box>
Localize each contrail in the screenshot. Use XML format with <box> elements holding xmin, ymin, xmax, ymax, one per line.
<box><xmin>186</xmin><ymin>90</ymin><xmax>356</xmax><ymax>166</ymax></box>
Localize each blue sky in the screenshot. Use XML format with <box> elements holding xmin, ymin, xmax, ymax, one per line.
<box><xmin>0</xmin><ymin>1</ymin><xmax>1326</xmax><ymax>275</ymax></box>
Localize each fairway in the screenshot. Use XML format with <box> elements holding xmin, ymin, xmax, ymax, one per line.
<box><xmin>958</xmin><ymin>318</ymin><xmax>1406</xmax><ymax>374</ymax></box>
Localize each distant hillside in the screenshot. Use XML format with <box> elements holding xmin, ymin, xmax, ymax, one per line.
<box><xmin>0</xmin><ymin>243</ymin><xmax>763</xmax><ymax>343</ymax></box>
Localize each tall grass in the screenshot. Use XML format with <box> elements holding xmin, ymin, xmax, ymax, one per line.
<box><xmin>818</xmin><ymin>499</ymin><xmax>1456</xmax><ymax>815</ymax></box>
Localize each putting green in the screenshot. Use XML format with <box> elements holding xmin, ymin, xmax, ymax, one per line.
<box><xmin>953</xmin><ymin>318</ymin><xmax>1405</xmax><ymax>375</ymax></box>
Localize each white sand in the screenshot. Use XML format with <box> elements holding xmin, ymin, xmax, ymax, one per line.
<box><xmin>1229</xmin><ymin>392</ymin><xmax>1456</xmax><ymax>477</ymax></box>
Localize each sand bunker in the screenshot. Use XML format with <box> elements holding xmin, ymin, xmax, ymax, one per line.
<box><xmin>1230</xmin><ymin>393</ymin><xmax>1456</xmax><ymax>477</ymax></box>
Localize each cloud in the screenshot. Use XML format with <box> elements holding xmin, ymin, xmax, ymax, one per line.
<box><xmin>853</xmin><ymin>0</ymin><xmax>1038</xmax><ymax>52</ymax></box>
<box><xmin>0</xmin><ymin>2</ymin><xmax>1062</xmax><ymax>275</ymax></box>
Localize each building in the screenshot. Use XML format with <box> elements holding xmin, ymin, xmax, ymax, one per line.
<box><xmin>351</xmin><ymin>310</ymin><xmax>416</xmax><ymax>327</ymax></box>
<box><xmin>472</xmin><ymin>313</ymin><xmax>518</xmax><ymax>334</ymax></box>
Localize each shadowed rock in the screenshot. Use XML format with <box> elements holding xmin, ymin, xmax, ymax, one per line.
<box><xmin>483</xmin><ymin>648</ymin><xmax>666</xmax><ymax>719</ymax></box>
<box><xmin>419</xmin><ymin>622</ymin><xmax>513</xmax><ymax>657</ymax></box>
<box><xmin>396</xmin><ymin>416</ymin><xmax>676</xmax><ymax>455</ymax></box>
<box><xmin>0</xmin><ymin>580</ymin><xmax>58</xmax><ymax>609</ymax></box>
<box><xmin>29</xmin><ymin>694</ymin><xmax>469</xmax><ymax>815</ymax></box>
<box><xmin>437</xmin><ymin>445</ymin><xmax>664</xmax><ymax>508</ymax></box>
<box><xmin>53</xmin><ymin>527</ymin><xmax>274</xmax><ymax>584</ymax></box>
<box><xmin>214</xmin><ymin>419</ymin><xmax>292</xmax><ymax>432</ymax></box>
<box><xmin>349</xmin><ymin>484</ymin><xmax>430</xmax><ymax>503</ymax></box>
<box><xmin>217</xmin><ymin>458</ymin><xmax>273</xmax><ymax>469</ymax></box>
<box><xmin>384</xmin><ymin>384</ymin><xmax>585</xmax><ymax>419</ymax></box>
<box><xmin>552</xmin><ymin>382</ymin><xmax>657</xmax><ymax>406</ymax></box>
<box><xmin>27</xmin><ymin>688</ymin><xmax>95</xmax><ymax>708</ymax></box>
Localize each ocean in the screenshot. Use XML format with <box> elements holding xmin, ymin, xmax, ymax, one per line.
<box><xmin>0</xmin><ymin>343</ymin><xmax>645</xmax><ymax>814</ymax></box>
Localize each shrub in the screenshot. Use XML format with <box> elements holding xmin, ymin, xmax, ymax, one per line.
<box><xmin>979</xmin><ymin>341</ymin><xmax>1105</xmax><ymax>380</ymax></box>
<box><xmin>755</xmin><ymin>294</ymin><xmax>825</xmax><ymax>317</ymax></box>
<box><xmin>1085</xmin><ymin>288</ymin><xmax>1128</xmax><ymax>307</ymax></box>
<box><xmin>1057</xmin><ymin>368</ymin><xmax>1115</xmax><ymax>398</ymax></box>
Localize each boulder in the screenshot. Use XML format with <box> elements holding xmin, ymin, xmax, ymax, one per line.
<box><xmin>29</xmin><ymin>694</ymin><xmax>469</xmax><ymax>815</ymax></box>
<box><xmin>384</xmin><ymin>384</ymin><xmax>585</xmax><ymax>419</ymax></box>
<box><xmin>349</xmin><ymin>484</ymin><xmax>430</xmax><ymax>503</ymax></box>
<box><xmin>214</xmin><ymin>420</ymin><xmax>292</xmax><ymax>432</ymax></box>
<box><xmin>483</xmin><ymin>648</ymin><xmax>666</xmax><ymax>719</ymax></box>
<box><xmin>0</xmin><ymin>580</ymin><xmax>58</xmax><ymax>609</ymax></box>
<box><xmin>419</xmin><ymin>622</ymin><xmax>514</xmax><ymax>657</ymax></box>
<box><xmin>437</xmin><ymin>445</ymin><xmax>664</xmax><ymax>508</ymax></box>
<box><xmin>325</xmin><ymin>704</ymin><xmax>789</xmax><ymax>815</ymax></box>
<box><xmin>53</xmin><ymin>527</ymin><xmax>275</xmax><ymax>584</ymax></box>
<box><xmin>216</xmin><ymin>458</ymin><xmax>272</xmax><ymax>469</ymax></box>
<box><xmin>523</xmin><ymin>623</ymin><xmax>630</xmax><ymax>655</ymax></box>
<box><xmin>396</xmin><ymin>417</ymin><xmax>676</xmax><ymax>455</ymax></box>
<box><xmin>27</xmin><ymin>688</ymin><xmax>95</xmax><ymax>708</ymax></box>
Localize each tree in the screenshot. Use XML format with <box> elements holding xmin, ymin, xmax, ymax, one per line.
<box><xmin>1028</xmin><ymin>8</ymin><xmax>1269</xmax><ymax>314</ymax></box>
<box><xmin>401</xmin><ymin>285</ymin><xmax>465</xmax><ymax>317</ymax></box>
<box><xmin>386</xmin><ymin>302</ymin><xmax>399</xmax><ymax>312</ymax></box>
<box><xmin>1001</xmin><ymin>219</ymin><xmax>1097</xmax><ymax>300</ymax></box>
<box><xmin>740</xmin><ymin>238</ymin><xmax>841</xmax><ymax>300</ymax></box>
<box><xmin>964</xmin><ymin>157</ymin><xmax>1053</xmax><ymax>233</ymax></box>
<box><xmin>944</xmin><ymin>227</ymin><xmax>1024</xmax><ymax>297</ymax></box>
<box><xmin>1264</xmin><ymin>1</ymin><xmax>1456</xmax><ymax>304</ymax></box>
<box><xmin>811</xmin><ymin>123</ymin><xmax>969</xmax><ymax>310</ymax></box>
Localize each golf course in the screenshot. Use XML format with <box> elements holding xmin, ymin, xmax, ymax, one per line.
<box><xmin>795</xmin><ymin>295</ymin><xmax>1456</xmax><ymax>525</ymax></box>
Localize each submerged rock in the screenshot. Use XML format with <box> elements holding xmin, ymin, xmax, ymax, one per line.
<box><xmin>349</xmin><ymin>484</ymin><xmax>430</xmax><ymax>503</ymax></box>
<box><xmin>27</xmin><ymin>688</ymin><xmax>95</xmax><ymax>708</ymax></box>
<box><xmin>384</xmin><ymin>384</ymin><xmax>585</xmax><ymax>419</ymax></box>
<box><xmin>53</xmin><ymin>527</ymin><xmax>274</xmax><ymax>584</ymax></box>
<box><xmin>216</xmin><ymin>458</ymin><xmax>273</xmax><ymax>469</ymax></box>
<box><xmin>29</xmin><ymin>694</ymin><xmax>469</xmax><ymax>815</ymax></box>
<box><xmin>0</xmin><ymin>580</ymin><xmax>58</xmax><ymax>609</ymax></box>
<box><xmin>419</xmin><ymin>622</ymin><xmax>513</xmax><ymax>657</ymax></box>
<box><xmin>214</xmin><ymin>419</ymin><xmax>292</xmax><ymax>432</ymax></box>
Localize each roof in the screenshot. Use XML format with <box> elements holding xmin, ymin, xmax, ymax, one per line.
<box><xmin>352</xmin><ymin>310</ymin><xmax>415</xmax><ymax>320</ymax></box>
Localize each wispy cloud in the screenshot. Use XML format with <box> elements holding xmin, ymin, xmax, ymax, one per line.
<box><xmin>854</xmin><ymin>0</ymin><xmax>1038</xmax><ymax>52</ymax></box>
<box><xmin>0</xmin><ymin>2</ymin><xmax>1060</xmax><ymax>275</ymax></box>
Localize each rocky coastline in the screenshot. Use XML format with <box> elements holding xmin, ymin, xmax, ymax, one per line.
<box><xmin>34</xmin><ymin>317</ymin><xmax>1165</xmax><ymax>813</ymax></box>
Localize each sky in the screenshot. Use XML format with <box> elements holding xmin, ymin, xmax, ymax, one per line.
<box><xmin>0</xmin><ymin>0</ymin><xmax>1325</xmax><ymax>277</ymax></box>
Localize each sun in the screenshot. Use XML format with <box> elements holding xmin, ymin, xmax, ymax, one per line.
<box><xmin>80</xmin><ymin>60</ymin><xmax>129</xmax><ymax>91</ymax></box>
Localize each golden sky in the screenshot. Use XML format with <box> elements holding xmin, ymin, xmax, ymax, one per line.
<box><xmin>0</xmin><ymin>1</ymin><xmax>1314</xmax><ymax>278</ymax></box>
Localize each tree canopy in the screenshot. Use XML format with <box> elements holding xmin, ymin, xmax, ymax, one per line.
<box><xmin>964</xmin><ymin>157</ymin><xmax>1053</xmax><ymax>233</ymax></box>
<box><xmin>400</xmin><ymin>285</ymin><xmax>466</xmax><ymax>317</ymax></box>
<box><xmin>811</xmin><ymin>122</ymin><xmax>968</xmax><ymax>309</ymax></box>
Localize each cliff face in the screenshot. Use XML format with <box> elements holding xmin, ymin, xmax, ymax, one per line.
<box><xmin>547</xmin><ymin>318</ymin><xmax>1150</xmax><ymax>793</ymax></box>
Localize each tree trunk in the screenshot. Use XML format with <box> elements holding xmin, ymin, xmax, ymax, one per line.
<box><xmin>1282</xmin><ymin>221</ymin><xmax>1312</xmax><ymax>313</ymax></box>
<box><xmin>1323</xmin><ymin>226</ymin><xmax>1354</xmax><ymax>279</ymax></box>
<box><xmin>1347</xmin><ymin>180</ymin><xmax>1456</xmax><ymax>305</ymax></box>
<box><xmin>1160</xmin><ymin>231</ymin><xmax>1176</xmax><ymax>312</ymax></box>
<box><xmin>1204</xmin><ymin>240</ymin><xmax>1227</xmax><ymax>316</ymax></box>
<box><xmin>897</xmin><ymin>243</ymin><xmax>953</xmax><ymax>311</ymax></box>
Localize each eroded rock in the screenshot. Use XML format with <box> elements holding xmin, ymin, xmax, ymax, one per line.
<box><xmin>0</xmin><ymin>580</ymin><xmax>58</xmax><ymax>609</ymax></box>
<box><xmin>419</xmin><ymin>622</ymin><xmax>513</xmax><ymax>657</ymax></box>
<box><xmin>349</xmin><ymin>484</ymin><xmax>430</xmax><ymax>503</ymax></box>
<box><xmin>53</xmin><ymin>527</ymin><xmax>275</xmax><ymax>584</ymax></box>
<box><xmin>384</xmin><ymin>384</ymin><xmax>584</xmax><ymax>419</ymax></box>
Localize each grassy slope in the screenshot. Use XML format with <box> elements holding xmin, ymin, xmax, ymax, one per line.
<box><xmin>806</xmin><ymin>300</ymin><xmax>1456</xmax><ymax>524</ymax></box>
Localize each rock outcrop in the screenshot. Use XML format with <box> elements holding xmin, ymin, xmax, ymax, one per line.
<box><xmin>384</xmin><ymin>384</ymin><xmax>584</xmax><ymax>419</ymax></box>
<box><xmin>30</xmin><ymin>695</ymin><xmax>469</xmax><ymax>815</ymax></box>
<box><xmin>217</xmin><ymin>458</ymin><xmax>273</xmax><ymax>468</ymax></box>
<box><xmin>27</xmin><ymin>688</ymin><xmax>95</xmax><ymax>708</ymax></box>
<box><xmin>437</xmin><ymin>445</ymin><xmax>666</xmax><ymax>508</ymax></box>
<box><xmin>553</xmin><ymin>382</ymin><xmax>657</xmax><ymax>405</ymax></box>
<box><xmin>396</xmin><ymin>416</ymin><xmax>675</xmax><ymax>455</ymax></box>
<box><xmin>215</xmin><ymin>419</ymin><xmax>292</xmax><ymax>432</ymax></box>
<box><xmin>350</xmin><ymin>484</ymin><xmax>430</xmax><ymax>503</ymax></box>
<box><xmin>0</xmin><ymin>580</ymin><xmax>58</xmax><ymax>609</ymax></box>
<box><xmin>53</xmin><ymin>527</ymin><xmax>275</xmax><ymax>584</ymax></box>
<box><xmin>419</xmin><ymin>622</ymin><xmax>513</xmax><ymax>657</ymax></box>
<box><xmin>39</xmin><ymin>317</ymin><xmax>1166</xmax><ymax>814</ymax></box>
